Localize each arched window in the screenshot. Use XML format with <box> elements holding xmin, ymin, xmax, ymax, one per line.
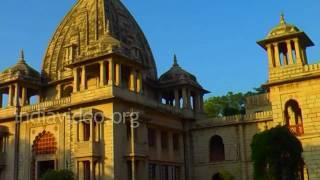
<box><xmin>209</xmin><ymin>135</ymin><xmax>225</xmax><ymax>162</ymax></box>
<box><xmin>62</xmin><ymin>86</ymin><xmax>73</xmax><ymax>98</ymax></box>
<box><xmin>284</xmin><ymin>100</ymin><xmax>304</xmax><ymax>136</ymax></box>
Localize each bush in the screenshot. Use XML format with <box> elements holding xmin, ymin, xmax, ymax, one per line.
<box><xmin>40</xmin><ymin>169</ymin><xmax>74</xmax><ymax>180</ymax></box>
<box><xmin>251</xmin><ymin>126</ymin><xmax>303</xmax><ymax>180</ymax></box>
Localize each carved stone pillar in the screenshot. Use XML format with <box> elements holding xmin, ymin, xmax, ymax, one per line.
<box><xmin>100</xmin><ymin>61</ymin><xmax>107</xmax><ymax>87</ymax></box>
<box><xmin>294</xmin><ymin>38</ymin><xmax>303</xmax><ymax>64</ymax></box>
<box><xmin>81</xmin><ymin>66</ymin><xmax>87</xmax><ymax>90</ymax></box>
<box><xmin>273</xmin><ymin>43</ymin><xmax>281</xmax><ymax>66</ymax></box>
<box><xmin>286</xmin><ymin>40</ymin><xmax>294</xmax><ymax>65</ymax></box>
<box><xmin>21</xmin><ymin>87</ymin><xmax>27</xmax><ymax>106</ymax></box>
<box><xmin>8</xmin><ymin>85</ymin><xmax>13</xmax><ymax>107</ymax></box>
<box><xmin>129</xmin><ymin>69</ymin><xmax>137</xmax><ymax>92</ymax></box>
<box><xmin>73</xmin><ymin>68</ymin><xmax>79</xmax><ymax>93</ymax></box>
<box><xmin>266</xmin><ymin>44</ymin><xmax>274</xmax><ymax>68</ymax></box>
<box><xmin>108</xmin><ymin>59</ymin><xmax>114</xmax><ymax>85</ymax></box>
<box><xmin>136</xmin><ymin>71</ymin><xmax>142</xmax><ymax>93</ymax></box>
<box><xmin>115</xmin><ymin>63</ymin><xmax>122</xmax><ymax>87</ymax></box>
<box><xmin>174</xmin><ymin>89</ymin><xmax>180</xmax><ymax>109</ymax></box>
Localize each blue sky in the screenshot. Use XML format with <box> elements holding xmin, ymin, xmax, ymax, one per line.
<box><xmin>0</xmin><ymin>0</ymin><xmax>319</xmax><ymax>97</ymax></box>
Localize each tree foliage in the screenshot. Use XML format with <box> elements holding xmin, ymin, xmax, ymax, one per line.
<box><xmin>40</xmin><ymin>169</ymin><xmax>74</xmax><ymax>180</ymax></box>
<box><xmin>251</xmin><ymin>126</ymin><xmax>303</xmax><ymax>180</ymax></box>
<box><xmin>204</xmin><ymin>88</ymin><xmax>266</xmax><ymax>117</ymax></box>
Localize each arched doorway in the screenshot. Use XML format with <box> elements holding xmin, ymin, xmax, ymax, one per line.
<box><xmin>209</xmin><ymin>135</ymin><xmax>225</xmax><ymax>162</ymax></box>
<box><xmin>31</xmin><ymin>131</ymin><xmax>57</xmax><ymax>180</ymax></box>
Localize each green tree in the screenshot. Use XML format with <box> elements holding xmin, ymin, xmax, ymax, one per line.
<box><xmin>40</xmin><ymin>169</ymin><xmax>74</xmax><ymax>180</ymax></box>
<box><xmin>204</xmin><ymin>87</ymin><xmax>267</xmax><ymax>117</ymax></box>
<box><xmin>251</xmin><ymin>126</ymin><xmax>303</xmax><ymax>180</ymax></box>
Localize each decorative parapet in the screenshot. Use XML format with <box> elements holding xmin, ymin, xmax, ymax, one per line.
<box><xmin>269</xmin><ymin>63</ymin><xmax>320</xmax><ymax>82</ymax></box>
<box><xmin>21</xmin><ymin>97</ymin><xmax>71</xmax><ymax>113</ymax></box>
<box><xmin>199</xmin><ymin>111</ymin><xmax>273</xmax><ymax>126</ymax></box>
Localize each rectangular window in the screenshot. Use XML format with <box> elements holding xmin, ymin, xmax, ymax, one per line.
<box><xmin>83</xmin><ymin>122</ymin><xmax>90</xmax><ymax>141</ymax></box>
<box><xmin>161</xmin><ymin>131</ymin><xmax>168</xmax><ymax>150</ymax></box>
<box><xmin>148</xmin><ymin>128</ymin><xmax>156</xmax><ymax>148</ymax></box>
<box><xmin>148</xmin><ymin>163</ymin><xmax>157</xmax><ymax>180</ymax></box>
<box><xmin>173</xmin><ymin>134</ymin><xmax>180</xmax><ymax>151</ymax></box>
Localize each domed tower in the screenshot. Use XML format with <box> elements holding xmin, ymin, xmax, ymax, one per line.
<box><xmin>0</xmin><ymin>50</ymin><xmax>41</xmax><ymax>107</ymax></box>
<box><xmin>41</xmin><ymin>0</ymin><xmax>157</xmax><ymax>100</ymax></box>
<box><xmin>258</xmin><ymin>14</ymin><xmax>314</xmax><ymax>70</ymax></box>
<box><xmin>159</xmin><ymin>55</ymin><xmax>209</xmax><ymax>114</ymax></box>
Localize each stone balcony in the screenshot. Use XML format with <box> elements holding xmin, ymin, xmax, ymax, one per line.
<box><xmin>74</xmin><ymin>141</ymin><xmax>102</xmax><ymax>158</ymax></box>
<box><xmin>0</xmin><ymin>152</ymin><xmax>6</xmax><ymax>168</ymax></box>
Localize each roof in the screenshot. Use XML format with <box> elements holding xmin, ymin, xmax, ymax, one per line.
<box><xmin>42</xmin><ymin>0</ymin><xmax>157</xmax><ymax>81</ymax></box>
<box><xmin>159</xmin><ymin>55</ymin><xmax>205</xmax><ymax>90</ymax></box>
<box><xmin>1</xmin><ymin>50</ymin><xmax>40</xmax><ymax>80</ymax></box>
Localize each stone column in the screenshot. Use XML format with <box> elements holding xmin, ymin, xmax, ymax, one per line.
<box><xmin>21</xmin><ymin>87</ymin><xmax>27</xmax><ymax>106</ymax></box>
<box><xmin>73</xmin><ymin>68</ymin><xmax>79</xmax><ymax>93</ymax></box>
<box><xmin>273</xmin><ymin>43</ymin><xmax>281</xmax><ymax>67</ymax></box>
<box><xmin>90</xmin><ymin>160</ymin><xmax>94</xmax><ymax>180</ymax></box>
<box><xmin>108</xmin><ymin>59</ymin><xmax>114</xmax><ymax>85</ymax></box>
<box><xmin>182</xmin><ymin>87</ymin><xmax>188</xmax><ymax>109</ymax></box>
<box><xmin>56</xmin><ymin>84</ymin><xmax>61</xmax><ymax>99</ymax></box>
<box><xmin>174</xmin><ymin>89</ymin><xmax>180</xmax><ymax>109</ymax></box>
<box><xmin>115</xmin><ymin>63</ymin><xmax>122</xmax><ymax>87</ymax></box>
<box><xmin>90</xmin><ymin>120</ymin><xmax>94</xmax><ymax>142</ymax></box>
<box><xmin>294</xmin><ymin>38</ymin><xmax>302</xmax><ymax>64</ymax></box>
<box><xmin>136</xmin><ymin>71</ymin><xmax>142</xmax><ymax>93</ymax></box>
<box><xmin>286</xmin><ymin>40</ymin><xmax>294</xmax><ymax>65</ymax></box>
<box><xmin>100</xmin><ymin>61</ymin><xmax>107</xmax><ymax>87</ymax></box>
<box><xmin>8</xmin><ymin>85</ymin><xmax>13</xmax><ymax>107</ymax></box>
<box><xmin>266</xmin><ymin>44</ymin><xmax>274</xmax><ymax>68</ymax></box>
<box><xmin>129</xmin><ymin>69</ymin><xmax>137</xmax><ymax>92</ymax></box>
<box><xmin>79</xmin><ymin>161</ymin><xmax>84</xmax><ymax>180</ymax></box>
<box><xmin>14</xmin><ymin>84</ymin><xmax>20</xmax><ymax>106</ymax></box>
<box><xmin>81</xmin><ymin>66</ymin><xmax>87</xmax><ymax>90</ymax></box>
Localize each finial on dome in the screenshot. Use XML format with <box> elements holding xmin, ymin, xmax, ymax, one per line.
<box><xmin>18</xmin><ymin>49</ymin><xmax>26</xmax><ymax>63</ymax></box>
<box><xmin>173</xmin><ymin>54</ymin><xmax>179</xmax><ymax>66</ymax></box>
<box><xmin>280</xmin><ymin>13</ymin><xmax>286</xmax><ymax>25</ymax></box>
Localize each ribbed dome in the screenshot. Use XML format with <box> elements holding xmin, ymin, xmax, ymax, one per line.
<box><xmin>159</xmin><ymin>55</ymin><xmax>202</xmax><ymax>88</ymax></box>
<box><xmin>266</xmin><ymin>14</ymin><xmax>300</xmax><ymax>38</ymax></box>
<box><xmin>42</xmin><ymin>0</ymin><xmax>157</xmax><ymax>81</ymax></box>
<box><xmin>1</xmin><ymin>51</ymin><xmax>40</xmax><ymax>80</ymax></box>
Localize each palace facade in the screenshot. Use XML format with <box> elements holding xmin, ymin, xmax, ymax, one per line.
<box><xmin>0</xmin><ymin>0</ymin><xmax>319</xmax><ymax>180</ymax></box>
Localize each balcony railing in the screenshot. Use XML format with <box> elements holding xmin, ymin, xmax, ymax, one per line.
<box><xmin>288</xmin><ymin>124</ymin><xmax>304</xmax><ymax>136</ymax></box>
<box><xmin>21</xmin><ymin>97</ymin><xmax>71</xmax><ymax>113</ymax></box>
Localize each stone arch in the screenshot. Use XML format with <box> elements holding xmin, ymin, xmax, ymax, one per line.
<box><xmin>284</xmin><ymin>99</ymin><xmax>304</xmax><ymax>135</ymax></box>
<box><xmin>61</xmin><ymin>85</ymin><xmax>73</xmax><ymax>98</ymax></box>
<box><xmin>209</xmin><ymin>135</ymin><xmax>225</xmax><ymax>162</ymax></box>
<box><xmin>31</xmin><ymin>131</ymin><xmax>57</xmax><ymax>180</ymax></box>
<box><xmin>32</xmin><ymin>131</ymin><xmax>57</xmax><ymax>155</ymax></box>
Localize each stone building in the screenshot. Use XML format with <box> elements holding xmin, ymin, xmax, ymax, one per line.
<box><xmin>0</xmin><ymin>1</ymin><xmax>319</xmax><ymax>180</ymax></box>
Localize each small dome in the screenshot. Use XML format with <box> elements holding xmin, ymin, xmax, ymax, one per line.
<box><xmin>159</xmin><ymin>55</ymin><xmax>202</xmax><ymax>88</ymax></box>
<box><xmin>266</xmin><ymin>14</ymin><xmax>300</xmax><ymax>38</ymax></box>
<box><xmin>1</xmin><ymin>50</ymin><xmax>40</xmax><ymax>80</ymax></box>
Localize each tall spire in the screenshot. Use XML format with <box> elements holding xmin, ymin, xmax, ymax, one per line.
<box><xmin>18</xmin><ymin>49</ymin><xmax>26</xmax><ymax>63</ymax></box>
<box><xmin>173</xmin><ymin>54</ymin><xmax>179</xmax><ymax>66</ymax></box>
<box><xmin>280</xmin><ymin>13</ymin><xmax>286</xmax><ymax>25</ymax></box>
